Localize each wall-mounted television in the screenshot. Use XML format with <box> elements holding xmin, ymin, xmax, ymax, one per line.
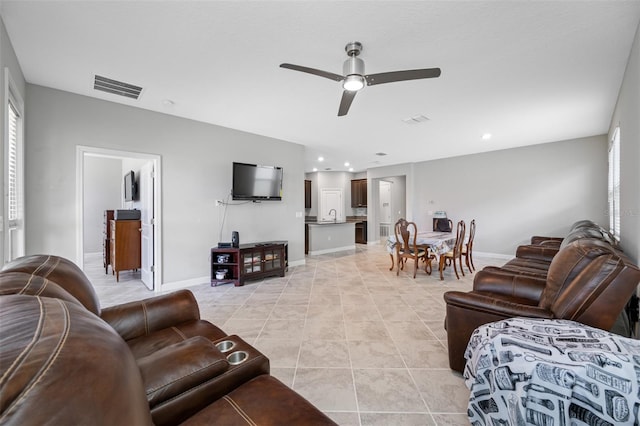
<box><xmin>124</xmin><ymin>170</ymin><xmax>138</xmax><ymax>201</ymax></box>
<box><xmin>232</xmin><ymin>162</ymin><xmax>283</xmax><ymax>201</ymax></box>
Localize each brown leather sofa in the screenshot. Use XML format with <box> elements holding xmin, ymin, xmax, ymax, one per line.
<box><xmin>0</xmin><ymin>255</ymin><xmax>336</xmax><ymax>425</ymax></box>
<box><xmin>480</xmin><ymin>219</ymin><xmax>621</xmax><ymax>280</ymax></box>
<box><xmin>444</xmin><ymin>236</ymin><xmax>640</xmax><ymax>373</ymax></box>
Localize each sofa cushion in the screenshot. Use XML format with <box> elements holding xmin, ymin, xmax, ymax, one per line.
<box><xmin>1</xmin><ymin>254</ymin><xmax>101</xmax><ymax>315</ymax></box>
<box><xmin>0</xmin><ymin>271</ymin><xmax>84</xmax><ymax>307</ymax></box>
<box><xmin>539</xmin><ymin>239</ymin><xmax>615</xmax><ymax>309</ymax></box>
<box><xmin>180</xmin><ymin>374</ymin><xmax>337</xmax><ymax>425</ymax></box>
<box><xmin>0</xmin><ymin>295</ymin><xmax>152</xmax><ymax>425</ymax></box>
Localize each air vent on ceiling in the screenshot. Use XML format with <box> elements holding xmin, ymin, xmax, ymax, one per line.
<box><xmin>93</xmin><ymin>75</ymin><xmax>143</xmax><ymax>100</ymax></box>
<box><xmin>402</xmin><ymin>114</ymin><xmax>430</xmax><ymax>124</ymax></box>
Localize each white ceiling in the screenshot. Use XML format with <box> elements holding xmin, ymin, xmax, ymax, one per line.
<box><xmin>2</xmin><ymin>1</ymin><xmax>639</xmax><ymax>172</ymax></box>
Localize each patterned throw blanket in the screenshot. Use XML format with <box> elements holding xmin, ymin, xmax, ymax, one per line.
<box><xmin>464</xmin><ymin>317</ymin><xmax>640</xmax><ymax>426</ymax></box>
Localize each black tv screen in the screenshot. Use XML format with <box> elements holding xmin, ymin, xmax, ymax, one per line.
<box><xmin>124</xmin><ymin>170</ymin><xmax>136</xmax><ymax>201</ymax></box>
<box><xmin>232</xmin><ymin>162</ymin><xmax>283</xmax><ymax>201</ymax></box>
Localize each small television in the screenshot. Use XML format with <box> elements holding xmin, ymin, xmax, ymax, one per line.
<box><xmin>124</xmin><ymin>170</ymin><xmax>137</xmax><ymax>201</ymax></box>
<box><xmin>232</xmin><ymin>162</ymin><xmax>283</xmax><ymax>201</ymax></box>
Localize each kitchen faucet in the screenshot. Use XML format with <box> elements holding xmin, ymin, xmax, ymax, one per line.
<box><xmin>328</xmin><ymin>209</ymin><xmax>337</xmax><ymax>222</ymax></box>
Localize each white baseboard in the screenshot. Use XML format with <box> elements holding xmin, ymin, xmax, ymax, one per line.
<box><xmin>161</xmin><ymin>276</ymin><xmax>209</xmax><ymax>292</ymax></box>
<box><xmin>473</xmin><ymin>251</ymin><xmax>514</xmax><ymax>260</ymax></box>
<box><xmin>289</xmin><ymin>259</ymin><xmax>305</xmax><ymax>267</ymax></box>
<box><xmin>309</xmin><ymin>245</ymin><xmax>356</xmax><ymax>256</ymax></box>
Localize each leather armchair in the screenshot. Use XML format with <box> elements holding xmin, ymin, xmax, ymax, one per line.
<box><xmin>444</xmin><ymin>239</ymin><xmax>640</xmax><ymax>372</ymax></box>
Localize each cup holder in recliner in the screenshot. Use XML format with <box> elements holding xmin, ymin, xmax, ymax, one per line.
<box><xmin>215</xmin><ymin>340</ymin><xmax>236</xmax><ymax>353</ymax></box>
<box><xmin>227</xmin><ymin>351</ymin><xmax>249</xmax><ymax>366</ymax></box>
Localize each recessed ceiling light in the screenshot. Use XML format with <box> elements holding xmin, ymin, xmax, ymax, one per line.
<box><xmin>344</xmin><ymin>162</ymin><xmax>350</xmax><ymax>167</ymax></box>
<box><xmin>375</xmin><ymin>152</ymin><xmax>387</xmax><ymax>156</ymax></box>
<box><xmin>349</xmin><ymin>167</ymin><xmax>354</xmax><ymax>172</ymax></box>
<box><xmin>162</xmin><ymin>99</ymin><xmax>174</xmax><ymax>106</ymax></box>
<box><xmin>312</xmin><ymin>167</ymin><xmax>318</xmax><ymax>172</ymax></box>
<box><xmin>482</xmin><ymin>133</ymin><xmax>492</xmax><ymax>140</ymax></box>
<box><xmin>318</xmin><ymin>156</ymin><xmax>324</xmax><ymax>162</ymax></box>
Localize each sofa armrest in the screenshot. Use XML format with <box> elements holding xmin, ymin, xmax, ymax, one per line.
<box><xmin>530</xmin><ymin>236</ymin><xmax>563</xmax><ymax>245</ymax></box>
<box><xmin>472</xmin><ymin>269</ymin><xmax>547</xmax><ymax>303</ymax></box>
<box><xmin>515</xmin><ymin>244</ymin><xmax>559</xmax><ymax>262</ymax></box>
<box><xmin>444</xmin><ymin>290</ymin><xmax>551</xmax><ymax>318</ymax></box>
<box><xmin>101</xmin><ymin>290</ymin><xmax>200</xmax><ymax>341</ymax></box>
<box><xmin>138</xmin><ymin>336</ymin><xmax>229</xmax><ymax>408</ymax></box>
<box><xmin>444</xmin><ymin>291</ymin><xmax>553</xmax><ymax>372</ymax></box>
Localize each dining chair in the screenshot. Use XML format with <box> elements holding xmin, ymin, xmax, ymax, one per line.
<box><xmin>394</xmin><ymin>218</ymin><xmax>427</xmax><ymax>278</ymax></box>
<box><xmin>461</xmin><ymin>219</ymin><xmax>476</xmax><ymax>273</ymax></box>
<box><xmin>439</xmin><ymin>220</ymin><xmax>466</xmax><ymax>280</ymax></box>
<box><xmin>433</xmin><ymin>218</ymin><xmax>453</xmax><ymax>232</ymax></box>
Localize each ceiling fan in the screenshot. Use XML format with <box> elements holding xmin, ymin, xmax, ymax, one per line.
<box><xmin>280</xmin><ymin>41</ymin><xmax>441</xmax><ymax>117</ymax></box>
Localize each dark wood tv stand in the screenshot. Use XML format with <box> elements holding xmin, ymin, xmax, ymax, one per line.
<box><xmin>211</xmin><ymin>241</ymin><xmax>288</xmax><ymax>287</ymax></box>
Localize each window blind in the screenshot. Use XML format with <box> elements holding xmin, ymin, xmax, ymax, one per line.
<box><xmin>7</xmin><ymin>101</ymin><xmax>18</xmax><ymax>222</ymax></box>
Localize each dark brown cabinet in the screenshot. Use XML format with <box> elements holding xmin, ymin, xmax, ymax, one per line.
<box><xmin>109</xmin><ymin>219</ymin><xmax>141</xmax><ymax>282</ymax></box>
<box><xmin>103</xmin><ymin>210</ymin><xmax>114</xmax><ymax>274</ymax></box>
<box><xmin>351</xmin><ymin>179</ymin><xmax>367</xmax><ymax>208</ymax></box>
<box><xmin>211</xmin><ymin>241</ymin><xmax>288</xmax><ymax>287</ymax></box>
<box><xmin>355</xmin><ymin>221</ymin><xmax>368</xmax><ymax>244</ymax></box>
<box><xmin>304</xmin><ymin>180</ymin><xmax>312</xmax><ymax>208</ymax></box>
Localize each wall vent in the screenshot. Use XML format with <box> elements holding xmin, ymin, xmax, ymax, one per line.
<box><xmin>94</xmin><ymin>75</ymin><xmax>143</xmax><ymax>99</ymax></box>
<box><xmin>402</xmin><ymin>114</ymin><xmax>430</xmax><ymax>124</ymax></box>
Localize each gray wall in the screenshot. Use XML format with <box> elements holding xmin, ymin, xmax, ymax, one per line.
<box><xmin>369</xmin><ymin>135</ymin><xmax>608</xmax><ymax>255</ymax></box>
<box><xmin>609</xmin><ymin>21</ymin><xmax>640</xmax><ymax>264</ymax></box>
<box><xmin>25</xmin><ymin>85</ymin><xmax>305</xmax><ymax>285</ymax></box>
<box><xmin>82</xmin><ymin>156</ymin><xmax>121</xmax><ymax>253</ymax></box>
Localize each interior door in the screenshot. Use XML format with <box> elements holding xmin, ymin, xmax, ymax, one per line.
<box><xmin>319</xmin><ymin>189</ymin><xmax>343</xmax><ymax>222</ymax></box>
<box><xmin>140</xmin><ymin>162</ymin><xmax>154</xmax><ymax>290</ymax></box>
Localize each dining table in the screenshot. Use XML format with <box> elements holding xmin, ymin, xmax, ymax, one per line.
<box><xmin>386</xmin><ymin>230</ymin><xmax>456</xmax><ymax>279</ymax></box>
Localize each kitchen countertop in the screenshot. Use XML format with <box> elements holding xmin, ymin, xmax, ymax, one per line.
<box><xmin>305</xmin><ymin>216</ymin><xmax>367</xmax><ymax>224</ymax></box>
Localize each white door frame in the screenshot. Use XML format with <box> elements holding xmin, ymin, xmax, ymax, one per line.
<box><xmin>75</xmin><ymin>146</ymin><xmax>162</xmax><ymax>292</ymax></box>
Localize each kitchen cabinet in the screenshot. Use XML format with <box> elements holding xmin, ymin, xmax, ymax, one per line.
<box><xmin>355</xmin><ymin>221</ymin><xmax>367</xmax><ymax>244</ymax></box>
<box><xmin>304</xmin><ymin>180</ymin><xmax>311</xmax><ymax>208</ymax></box>
<box><xmin>351</xmin><ymin>179</ymin><xmax>367</xmax><ymax>208</ymax></box>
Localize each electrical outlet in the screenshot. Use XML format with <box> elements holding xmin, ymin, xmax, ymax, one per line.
<box><xmin>215</xmin><ymin>200</ymin><xmax>223</xmax><ymax>206</ymax></box>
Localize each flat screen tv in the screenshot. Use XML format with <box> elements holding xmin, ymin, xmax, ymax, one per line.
<box><xmin>124</xmin><ymin>170</ymin><xmax>137</xmax><ymax>201</ymax></box>
<box><xmin>232</xmin><ymin>162</ymin><xmax>283</xmax><ymax>201</ymax></box>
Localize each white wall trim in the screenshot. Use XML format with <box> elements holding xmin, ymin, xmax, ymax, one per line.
<box><xmin>161</xmin><ymin>276</ymin><xmax>210</xmax><ymax>293</ymax></box>
<box><xmin>308</xmin><ymin>245</ymin><xmax>356</xmax><ymax>256</ymax></box>
<box><xmin>289</xmin><ymin>259</ymin><xmax>305</xmax><ymax>267</ymax></box>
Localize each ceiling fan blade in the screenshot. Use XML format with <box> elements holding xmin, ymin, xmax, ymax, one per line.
<box><xmin>364</xmin><ymin>68</ymin><xmax>441</xmax><ymax>86</ymax></box>
<box><xmin>280</xmin><ymin>63</ymin><xmax>344</xmax><ymax>82</ymax></box>
<box><xmin>338</xmin><ymin>90</ymin><xmax>357</xmax><ymax>116</ymax></box>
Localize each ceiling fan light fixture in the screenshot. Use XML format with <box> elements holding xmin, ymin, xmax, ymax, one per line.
<box><xmin>343</xmin><ymin>75</ymin><xmax>365</xmax><ymax>91</ymax></box>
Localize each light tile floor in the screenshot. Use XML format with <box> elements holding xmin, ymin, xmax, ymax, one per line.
<box><xmin>87</xmin><ymin>244</ymin><xmax>507</xmax><ymax>425</ymax></box>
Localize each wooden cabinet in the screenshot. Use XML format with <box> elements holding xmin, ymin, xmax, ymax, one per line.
<box><xmin>304</xmin><ymin>180</ymin><xmax>312</xmax><ymax>209</ymax></box>
<box><xmin>351</xmin><ymin>179</ymin><xmax>367</xmax><ymax>207</ymax></box>
<box><xmin>211</xmin><ymin>241</ymin><xmax>288</xmax><ymax>286</ymax></box>
<box><xmin>109</xmin><ymin>220</ymin><xmax>141</xmax><ymax>282</ymax></box>
<box><xmin>103</xmin><ymin>210</ymin><xmax>114</xmax><ymax>274</ymax></box>
<box><xmin>355</xmin><ymin>221</ymin><xmax>367</xmax><ymax>244</ymax></box>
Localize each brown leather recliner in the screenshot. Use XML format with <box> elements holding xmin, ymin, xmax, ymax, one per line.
<box><xmin>1</xmin><ymin>254</ymin><xmax>229</xmax><ymax>359</ymax></box>
<box><xmin>0</xmin><ymin>255</ymin><xmax>337</xmax><ymax>426</ymax></box>
<box><xmin>444</xmin><ymin>238</ymin><xmax>640</xmax><ymax>373</ymax></box>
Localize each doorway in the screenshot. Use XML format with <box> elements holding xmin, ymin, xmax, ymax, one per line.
<box><xmin>379</xmin><ymin>180</ymin><xmax>392</xmax><ymax>238</ymax></box>
<box><xmin>76</xmin><ymin>146</ymin><xmax>162</xmax><ymax>292</ymax></box>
